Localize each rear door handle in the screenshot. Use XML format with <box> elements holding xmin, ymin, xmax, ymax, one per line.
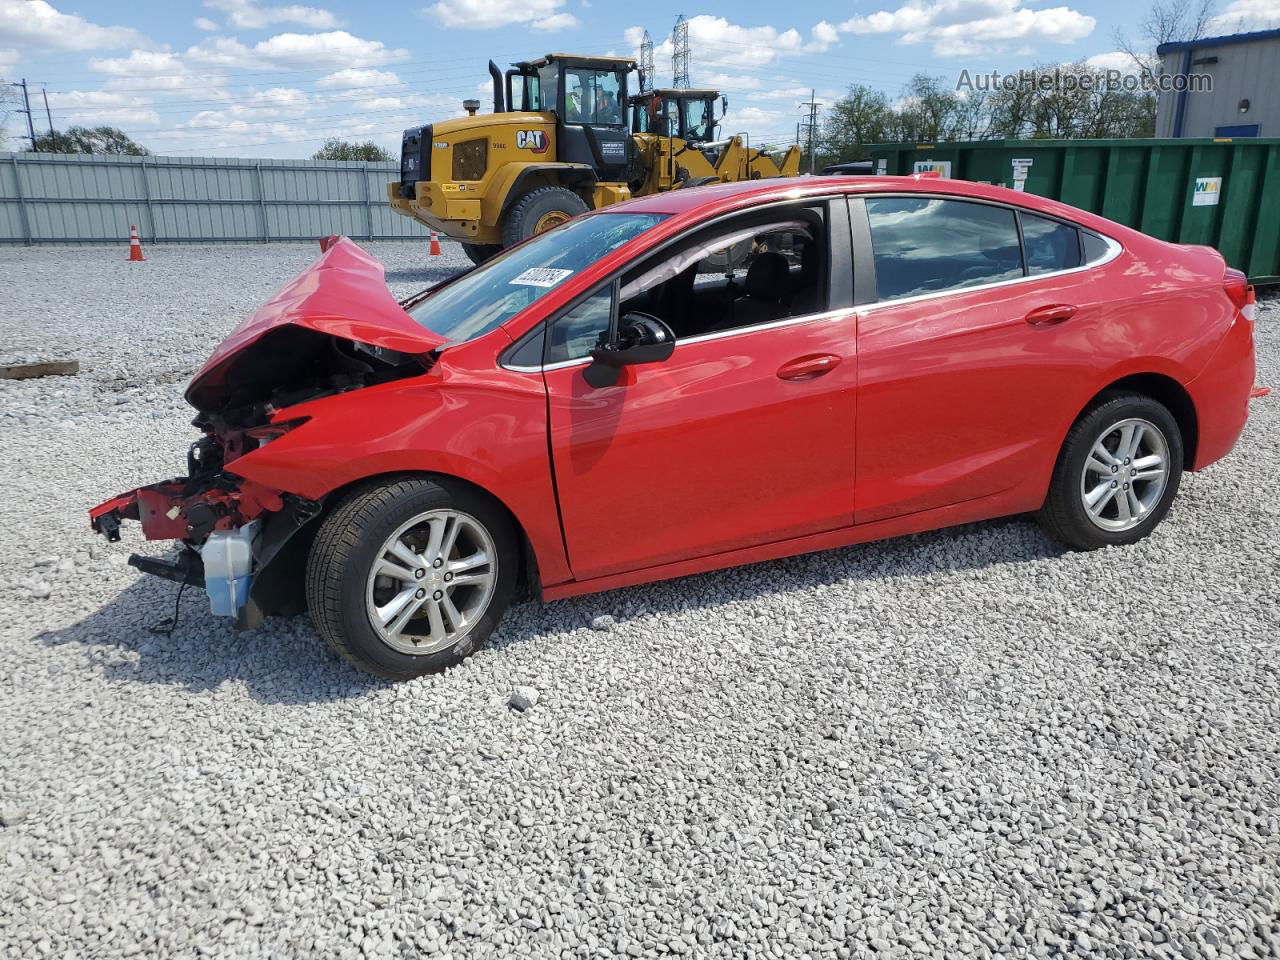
<box><xmin>777</xmin><ymin>354</ymin><xmax>842</xmax><ymax>381</ymax></box>
<box><xmin>1024</xmin><ymin>303</ymin><xmax>1078</xmax><ymax>326</ymax></box>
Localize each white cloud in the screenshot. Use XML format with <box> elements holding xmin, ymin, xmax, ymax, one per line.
<box><xmin>1084</xmin><ymin>51</ymin><xmax>1139</xmax><ymax>73</ymax></box>
<box><xmin>43</xmin><ymin>90</ymin><xmax>161</xmax><ymax>128</ymax></box>
<box><xmin>840</xmin><ymin>0</ymin><xmax>1095</xmax><ymax>57</ymax></box>
<box><xmin>194</xmin><ymin>17</ymin><xmax>220</xmax><ymax>30</ymax></box>
<box><xmin>629</xmin><ymin>16</ymin><xmax>839</xmax><ymax>73</ymax></box>
<box><xmin>203</xmin><ymin>0</ymin><xmax>340</xmax><ymax>30</ymax></box>
<box><xmin>428</xmin><ymin>0</ymin><xmax>573</xmax><ymax>30</ymax></box>
<box><xmin>0</xmin><ymin>0</ymin><xmax>147</xmax><ymax>52</ymax></box>
<box><xmin>1208</xmin><ymin>0</ymin><xmax>1280</xmax><ymax>32</ymax></box>
<box><xmin>184</xmin><ymin>31</ymin><xmax>408</xmax><ymax>70</ymax></box>
<box><xmin>0</xmin><ymin>47</ymin><xmax>17</xmax><ymax>73</ymax></box>
<box><xmin>533</xmin><ymin>12</ymin><xmax>579</xmax><ymax>31</ymax></box>
<box><xmin>90</xmin><ymin>50</ymin><xmax>189</xmax><ymax>76</ymax></box>
<box><xmin>315</xmin><ymin>68</ymin><xmax>402</xmax><ymax>88</ymax></box>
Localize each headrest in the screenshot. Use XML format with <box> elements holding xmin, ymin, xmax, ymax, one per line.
<box><xmin>745</xmin><ymin>252</ymin><xmax>790</xmax><ymax>301</ymax></box>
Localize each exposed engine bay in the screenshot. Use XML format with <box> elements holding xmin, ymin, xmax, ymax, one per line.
<box><xmin>89</xmin><ymin>240</ymin><xmax>442</xmax><ymax>627</ymax></box>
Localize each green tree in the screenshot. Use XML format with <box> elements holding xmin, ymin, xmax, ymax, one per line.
<box><xmin>30</xmin><ymin>125</ymin><xmax>150</xmax><ymax>155</ymax></box>
<box><xmin>819</xmin><ymin>85</ymin><xmax>893</xmax><ymax>163</ymax></box>
<box><xmin>312</xmin><ymin>138</ymin><xmax>393</xmax><ymax>162</ymax></box>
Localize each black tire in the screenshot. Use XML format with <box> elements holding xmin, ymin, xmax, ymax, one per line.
<box><xmin>461</xmin><ymin>242</ymin><xmax>502</xmax><ymax>266</ymax></box>
<box><xmin>1037</xmin><ymin>392</ymin><xmax>1184</xmax><ymax>550</ymax></box>
<box><xmin>305</xmin><ymin>476</ymin><xmax>517</xmax><ymax>680</ymax></box>
<box><xmin>501</xmin><ymin>186</ymin><xmax>589</xmax><ymax>247</ymax></box>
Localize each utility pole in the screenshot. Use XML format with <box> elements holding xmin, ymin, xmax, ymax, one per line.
<box><xmin>11</xmin><ymin>78</ymin><xmax>36</xmax><ymax>150</ymax></box>
<box><xmin>42</xmin><ymin>87</ymin><xmax>53</xmax><ymax>138</ymax></box>
<box><xmin>798</xmin><ymin>89</ymin><xmax>821</xmax><ymax>174</ymax></box>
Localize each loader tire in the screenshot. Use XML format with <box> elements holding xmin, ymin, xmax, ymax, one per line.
<box><xmin>502</xmin><ymin>186</ymin><xmax>589</xmax><ymax>247</ymax></box>
<box><xmin>461</xmin><ymin>242</ymin><xmax>502</xmax><ymax>266</ymax></box>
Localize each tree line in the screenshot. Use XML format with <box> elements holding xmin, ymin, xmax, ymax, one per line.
<box><xmin>817</xmin><ymin>63</ymin><xmax>1158</xmax><ymax>167</ymax></box>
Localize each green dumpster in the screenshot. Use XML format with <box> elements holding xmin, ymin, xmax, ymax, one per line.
<box><xmin>862</xmin><ymin>138</ymin><xmax>1280</xmax><ymax>285</ymax></box>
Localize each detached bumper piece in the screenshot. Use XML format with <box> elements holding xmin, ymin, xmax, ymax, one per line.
<box><xmin>128</xmin><ymin>550</ymin><xmax>205</xmax><ymax>587</ymax></box>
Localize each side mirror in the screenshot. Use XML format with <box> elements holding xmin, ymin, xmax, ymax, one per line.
<box><xmin>721</xmin><ymin>95</ymin><xmax>729</xmax><ymax>114</ymax></box>
<box><xmin>583</xmin><ymin>312</ymin><xmax>676</xmax><ymax>388</ymax></box>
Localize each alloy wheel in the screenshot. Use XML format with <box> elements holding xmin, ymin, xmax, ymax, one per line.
<box><xmin>1079</xmin><ymin>417</ymin><xmax>1170</xmax><ymax>532</ymax></box>
<box><xmin>364</xmin><ymin>509</ymin><xmax>498</xmax><ymax>655</ymax></box>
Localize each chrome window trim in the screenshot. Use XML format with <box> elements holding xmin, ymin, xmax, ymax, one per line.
<box><xmin>502</xmin><ymin>192</ymin><xmax>1124</xmax><ymax>372</ymax></box>
<box><xmin>502</xmin><ymin>306</ymin><xmax>855</xmax><ymax>373</ymax></box>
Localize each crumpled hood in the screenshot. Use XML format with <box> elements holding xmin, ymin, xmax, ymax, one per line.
<box><xmin>186</xmin><ymin>238</ymin><xmax>445</xmax><ymax>412</ymax></box>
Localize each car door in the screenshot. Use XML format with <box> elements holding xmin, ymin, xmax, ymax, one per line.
<box><xmin>851</xmin><ymin>195</ymin><xmax>1108</xmax><ymax>524</ymax></box>
<box><xmin>542</xmin><ymin>201</ymin><xmax>858</xmax><ymax>581</ymax></box>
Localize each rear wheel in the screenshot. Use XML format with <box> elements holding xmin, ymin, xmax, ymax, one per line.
<box><xmin>305</xmin><ymin>477</ymin><xmax>517</xmax><ymax>680</ymax></box>
<box><xmin>501</xmin><ymin>186</ymin><xmax>589</xmax><ymax>247</ymax></box>
<box><xmin>461</xmin><ymin>242</ymin><xmax>502</xmax><ymax>266</ymax></box>
<box><xmin>1037</xmin><ymin>392</ymin><xmax>1183</xmax><ymax>550</ymax></box>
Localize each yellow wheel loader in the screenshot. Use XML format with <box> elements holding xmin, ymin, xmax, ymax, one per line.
<box><xmin>387</xmin><ymin>54</ymin><xmax>802</xmax><ymax>263</ymax></box>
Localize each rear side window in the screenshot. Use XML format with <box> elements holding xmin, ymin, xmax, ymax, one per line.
<box><xmin>865</xmin><ymin>197</ymin><xmax>1022</xmax><ymax>301</ymax></box>
<box><xmin>1082</xmin><ymin>230</ymin><xmax>1112</xmax><ymax>264</ymax></box>
<box><xmin>1020</xmin><ymin>212</ymin><xmax>1082</xmax><ymax>275</ymax></box>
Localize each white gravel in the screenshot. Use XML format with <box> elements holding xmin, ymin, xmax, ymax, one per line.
<box><xmin>1</xmin><ymin>242</ymin><xmax>1277</xmax><ymax>959</ymax></box>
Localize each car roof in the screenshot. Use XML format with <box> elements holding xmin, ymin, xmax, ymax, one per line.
<box><xmin>613</xmin><ymin>175</ymin><xmax>1084</xmax><ymax>220</ymax></box>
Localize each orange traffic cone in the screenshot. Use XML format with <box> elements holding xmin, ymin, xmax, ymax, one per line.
<box><xmin>429</xmin><ymin>230</ymin><xmax>441</xmax><ymax>257</ymax></box>
<box><xmin>127</xmin><ymin>224</ymin><xmax>145</xmax><ymax>262</ymax></box>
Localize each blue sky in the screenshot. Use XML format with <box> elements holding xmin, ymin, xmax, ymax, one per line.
<box><xmin>0</xmin><ymin>0</ymin><xmax>1272</xmax><ymax>157</ymax></box>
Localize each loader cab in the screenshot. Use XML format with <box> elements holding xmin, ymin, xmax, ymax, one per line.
<box><xmin>510</xmin><ymin>53</ymin><xmax>636</xmax><ymax>181</ymax></box>
<box><xmin>631</xmin><ymin>89</ymin><xmax>724</xmax><ymax>143</ymax></box>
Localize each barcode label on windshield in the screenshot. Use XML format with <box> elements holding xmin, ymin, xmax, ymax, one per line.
<box><xmin>510</xmin><ymin>268</ymin><xmax>573</xmax><ymax>288</ymax></box>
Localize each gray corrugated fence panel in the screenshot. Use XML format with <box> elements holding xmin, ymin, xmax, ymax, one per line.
<box><xmin>0</xmin><ymin>152</ymin><xmax>420</xmax><ymax>244</ymax></box>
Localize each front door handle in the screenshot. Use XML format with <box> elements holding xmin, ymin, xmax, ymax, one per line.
<box><xmin>1024</xmin><ymin>303</ymin><xmax>1078</xmax><ymax>326</ymax></box>
<box><xmin>777</xmin><ymin>353</ymin><xmax>842</xmax><ymax>381</ymax></box>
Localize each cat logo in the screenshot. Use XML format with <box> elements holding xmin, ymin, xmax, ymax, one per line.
<box><xmin>515</xmin><ymin>130</ymin><xmax>548</xmax><ymax>154</ymax></box>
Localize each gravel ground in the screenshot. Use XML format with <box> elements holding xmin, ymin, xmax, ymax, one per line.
<box><xmin>1</xmin><ymin>242</ymin><xmax>1277</xmax><ymax>960</ymax></box>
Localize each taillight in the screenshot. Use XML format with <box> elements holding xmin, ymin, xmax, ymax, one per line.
<box><xmin>1223</xmin><ymin>268</ymin><xmax>1255</xmax><ymax>323</ymax></box>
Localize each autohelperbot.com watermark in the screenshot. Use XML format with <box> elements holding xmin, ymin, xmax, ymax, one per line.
<box><xmin>956</xmin><ymin>68</ymin><xmax>1211</xmax><ymax>94</ymax></box>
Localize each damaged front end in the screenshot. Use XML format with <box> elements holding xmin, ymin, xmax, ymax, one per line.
<box><xmin>89</xmin><ymin>238</ymin><xmax>445</xmax><ymax>627</ymax></box>
<box><xmin>89</xmin><ymin>427</ymin><xmax>320</xmax><ymax>627</ymax></box>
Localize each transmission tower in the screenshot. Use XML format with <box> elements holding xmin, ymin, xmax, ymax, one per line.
<box><xmin>640</xmin><ymin>30</ymin><xmax>655</xmax><ymax>94</ymax></box>
<box><xmin>672</xmin><ymin>15</ymin><xmax>690</xmax><ymax>89</ymax></box>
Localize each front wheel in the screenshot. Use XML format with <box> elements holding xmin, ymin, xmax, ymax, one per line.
<box><xmin>305</xmin><ymin>477</ymin><xmax>517</xmax><ymax>680</ymax></box>
<box><xmin>501</xmin><ymin>186</ymin><xmax>589</xmax><ymax>247</ymax></box>
<box><xmin>461</xmin><ymin>242</ymin><xmax>502</xmax><ymax>266</ymax></box>
<box><xmin>1037</xmin><ymin>392</ymin><xmax>1184</xmax><ymax>550</ymax></box>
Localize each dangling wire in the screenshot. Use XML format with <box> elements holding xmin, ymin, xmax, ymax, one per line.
<box><xmin>150</xmin><ymin>580</ymin><xmax>189</xmax><ymax>637</ymax></box>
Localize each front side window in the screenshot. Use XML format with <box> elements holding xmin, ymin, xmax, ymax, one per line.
<box><xmin>563</xmin><ymin>69</ymin><xmax>624</xmax><ymax>125</ymax></box>
<box><xmin>404</xmin><ymin>213</ymin><xmax>665</xmax><ymax>343</ymax></box>
<box><xmin>683</xmin><ymin>98</ymin><xmax>712</xmax><ymax>141</ymax></box>
<box><xmin>617</xmin><ymin>206</ymin><xmax>828</xmax><ymax>340</ymax></box>
<box><xmin>865</xmin><ymin>197</ymin><xmax>1023</xmax><ymax>302</ymax></box>
<box><xmin>547</xmin><ymin>286</ymin><xmax>613</xmax><ymax>363</ymax></box>
<box><xmin>1020</xmin><ymin>211</ymin><xmax>1082</xmax><ymax>275</ymax></box>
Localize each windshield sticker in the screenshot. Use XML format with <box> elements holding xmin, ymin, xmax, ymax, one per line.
<box><xmin>510</xmin><ymin>267</ymin><xmax>573</xmax><ymax>288</ymax></box>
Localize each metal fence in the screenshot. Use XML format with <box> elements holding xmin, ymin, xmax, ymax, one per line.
<box><xmin>0</xmin><ymin>152</ymin><xmax>425</xmax><ymax>245</ymax></box>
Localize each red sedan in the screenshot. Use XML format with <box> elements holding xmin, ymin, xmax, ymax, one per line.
<box><xmin>91</xmin><ymin>176</ymin><xmax>1257</xmax><ymax>679</ymax></box>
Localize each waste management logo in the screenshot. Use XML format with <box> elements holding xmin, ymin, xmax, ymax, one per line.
<box><xmin>1193</xmin><ymin>176</ymin><xmax>1222</xmax><ymax>207</ymax></box>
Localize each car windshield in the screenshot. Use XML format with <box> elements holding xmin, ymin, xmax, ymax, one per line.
<box><xmin>405</xmin><ymin>213</ymin><xmax>667</xmax><ymax>343</ymax></box>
